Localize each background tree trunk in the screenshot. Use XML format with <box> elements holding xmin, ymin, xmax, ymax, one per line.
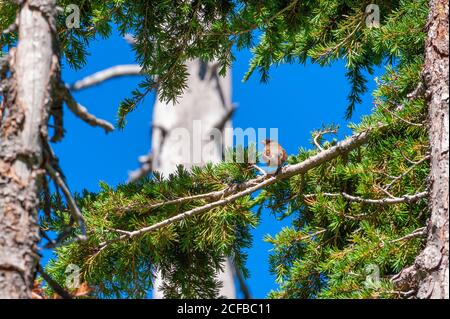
<box><xmin>394</xmin><ymin>0</ymin><xmax>449</xmax><ymax>299</ymax></box>
<box><xmin>0</xmin><ymin>0</ymin><xmax>56</xmax><ymax>298</ymax></box>
<box><xmin>148</xmin><ymin>59</ymin><xmax>236</xmax><ymax>298</ymax></box>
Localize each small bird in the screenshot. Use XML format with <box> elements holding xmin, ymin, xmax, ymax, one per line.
<box><xmin>261</xmin><ymin>139</ymin><xmax>288</xmax><ymax>173</ymax></box>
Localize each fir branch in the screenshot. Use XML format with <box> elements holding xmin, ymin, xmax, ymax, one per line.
<box><xmin>69</xmin><ymin>65</ymin><xmax>143</xmax><ymax>91</ymax></box>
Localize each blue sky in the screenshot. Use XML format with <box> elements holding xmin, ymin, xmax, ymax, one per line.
<box><xmin>42</xmin><ymin>28</ymin><xmax>382</xmax><ymax>298</ymax></box>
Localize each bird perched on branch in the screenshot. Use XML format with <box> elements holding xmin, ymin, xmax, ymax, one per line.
<box><xmin>261</xmin><ymin>139</ymin><xmax>287</xmax><ymax>174</ymax></box>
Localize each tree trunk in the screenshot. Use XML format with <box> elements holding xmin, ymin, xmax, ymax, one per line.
<box><xmin>394</xmin><ymin>0</ymin><xmax>449</xmax><ymax>299</ymax></box>
<box><xmin>0</xmin><ymin>0</ymin><xmax>56</xmax><ymax>298</ymax></box>
<box><xmin>147</xmin><ymin>59</ymin><xmax>236</xmax><ymax>298</ymax></box>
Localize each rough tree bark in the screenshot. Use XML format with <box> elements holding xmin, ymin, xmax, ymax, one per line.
<box><xmin>131</xmin><ymin>60</ymin><xmax>236</xmax><ymax>298</ymax></box>
<box><xmin>394</xmin><ymin>0</ymin><xmax>449</xmax><ymax>299</ymax></box>
<box><xmin>0</xmin><ymin>0</ymin><xmax>56</xmax><ymax>298</ymax></box>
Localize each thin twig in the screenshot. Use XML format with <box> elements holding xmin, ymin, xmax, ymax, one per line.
<box><xmin>60</xmin><ymin>84</ymin><xmax>114</xmax><ymax>132</ymax></box>
<box><xmin>69</xmin><ymin>65</ymin><xmax>142</xmax><ymax>91</ymax></box>
<box><xmin>304</xmin><ymin>191</ymin><xmax>428</xmax><ymax>205</ymax></box>
<box><xmin>122</xmin><ymin>186</ymin><xmax>234</xmax><ymax>213</ymax></box>
<box><xmin>389</xmin><ymin>227</ymin><xmax>426</xmax><ymax>244</ymax></box>
<box><xmin>93</xmin><ymin>129</ymin><xmax>375</xmax><ymax>254</ymax></box>
<box><xmin>313</xmin><ymin>127</ymin><xmax>338</xmax><ymax>151</ymax></box>
<box><xmin>378</xmin><ymin>104</ymin><xmax>423</xmax><ymax>127</ymax></box>
<box><xmin>45</xmin><ymin>162</ymin><xmax>87</xmax><ymax>239</ymax></box>
<box><xmin>383</xmin><ymin>155</ymin><xmax>430</xmax><ymax>191</ymax></box>
<box><xmin>127</xmin><ymin>152</ymin><xmax>154</xmax><ymax>183</ymax></box>
<box><xmin>232</xmin><ymin>263</ymin><xmax>252</xmax><ymax>299</ymax></box>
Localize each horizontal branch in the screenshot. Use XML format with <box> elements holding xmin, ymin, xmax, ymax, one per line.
<box><xmin>304</xmin><ymin>191</ymin><xmax>428</xmax><ymax>205</ymax></box>
<box><xmin>61</xmin><ymin>85</ymin><xmax>114</xmax><ymax>132</ymax></box>
<box><xmin>69</xmin><ymin>65</ymin><xmax>142</xmax><ymax>91</ymax></box>
<box><xmin>378</xmin><ymin>104</ymin><xmax>424</xmax><ymax>127</ymax></box>
<box><xmin>36</xmin><ymin>264</ymin><xmax>72</xmax><ymax>299</ymax></box>
<box><xmin>94</xmin><ymin>129</ymin><xmax>375</xmax><ymax>253</ymax></box>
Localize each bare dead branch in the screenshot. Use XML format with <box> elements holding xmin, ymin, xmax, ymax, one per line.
<box><xmin>384</xmin><ymin>155</ymin><xmax>431</xmax><ymax>191</ymax></box>
<box><xmin>378</xmin><ymin>104</ymin><xmax>424</xmax><ymax>127</ymax></box>
<box><xmin>60</xmin><ymin>85</ymin><xmax>114</xmax><ymax>132</ymax></box>
<box><xmin>304</xmin><ymin>191</ymin><xmax>428</xmax><ymax>205</ymax></box>
<box><xmin>45</xmin><ymin>162</ymin><xmax>87</xmax><ymax>240</ymax></box>
<box><xmin>69</xmin><ymin>64</ymin><xmax>142</xmax><ymax>91</ymax></box>
<box><xmin>94</xmin><ymin>128</ymin><xmax>375</xmax><ymax>253</ymax></box>
<box><xmin>127</xmin><ymin>152</ymin><xmax>154</xmax><ymax>183</ymax></box>
<box><xmin>123</xmin><ymin>34</ymin><xmax>136</xmax><ymax>45</ymax></box>
<box><xmin>210</xmin><ymin>105</ymin><xmax>237</xmax><ymax>134</ymax></box>
<box><xmin>389</xmin><ymin>227</ymin><xmax>427</xmax><ymax>244</ymax></box>
<box><xmin>407</xmin><ymin>82</ymin><xmax>425</xmax><ymax>100</ymax></box>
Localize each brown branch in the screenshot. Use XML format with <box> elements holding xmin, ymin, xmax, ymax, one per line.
<box><xmin>93</xmin><ymin>128</ymin><xmax>375</xmax><ymax>254</ymax></box>
<box><xmin>60</xmin><ymin>85</ymin><xmax>114</xmax><ymax>132</ymax></box>
<box><xmin>313</xmin><ymin>127</ymin><xmax>339</xmax><ymax>151</ymax></box>
<box><xmin>296</xmin><ymin>229</ymin><xmax>327</xmax><ymax>241</ymax></box>
<box><xmin>36</xmin><ymin>264</ymin><xmax>72</xmax><ymax>299</ymax></box>
<box><xmin>389</xmin><ymin>227</ymin><xmax>426</xmax><ymax>244</ymax></box>
<box><xmin>384</xmin><ymin>155</ymin><xmax>430</xmax><ymax>191</ymax></box>
<box><xmin>69</xmin><ymin>64</ymin><xmax>142</xmax><ymax>91</ymax></box>
<box><xmin>45</xmin><ymin>162</ymin><xmax>87</xmax><ymax>239</ymax></box>
<box><xmin>378</xmin><ymin>104</ymin><xmax>424</xmax><ymax>127</ymax></box>
<box><xmin>304</xmin><ymin>191</ymin><xmax>428</xmax><ymax>205</ymax></box>
<box><xmin>127</xmin><ymin>152</ymin><xmax>154</xmax><ymax>183</ymax></box>
<box><xmin>232</xmin><ymin>263</ymin><xmax>252</xmax><ymax>299</ymax></box>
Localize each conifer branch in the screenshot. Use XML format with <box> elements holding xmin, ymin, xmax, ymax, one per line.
<box><xmin>60</xmin><ymin>85</ymin><xmax>115</xmax><ymax>132</ymax></box>
<box><xmin>94</xmin><ymin>129</ymin><xmax>374</xmax><ymax>253</ymax></box>
<box><xmin>69</xmin><ymin>65</ymin><xmax>143</xmax><ymax>91</ymax></box>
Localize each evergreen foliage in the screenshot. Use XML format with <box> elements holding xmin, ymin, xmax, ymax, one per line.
<box><xmin>42</xmin><ymin>159</ymin><xmax>258</xmax><ymax>298</ymax></box>
<box><xmin>1</xmin><ymin>0</ymin><xmax>430</xmax><ymax>298</ymax></box>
